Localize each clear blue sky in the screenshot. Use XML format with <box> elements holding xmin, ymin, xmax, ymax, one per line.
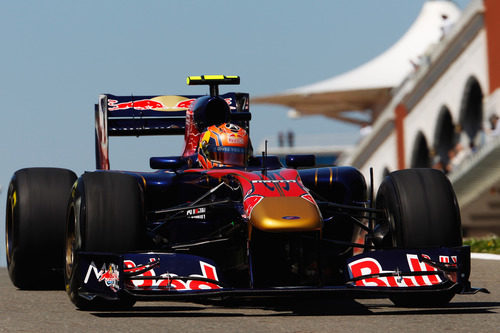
<box><xmin>0</xmin><ymin>0</ymin><xmax>470</xmax><ymax>267</ymax></box>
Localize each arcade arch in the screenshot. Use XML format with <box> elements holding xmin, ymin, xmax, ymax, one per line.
<box><xmin>433</xmin><ymin>106</ymin><xmax>457</xmax><ymax>171</ymax></box>
<box><xmin>459</xmin><ymin>76</ymin><xmax>484</xmax><ymax>150</ymax></box>
<box><xmin>410</xmin><ymin>131</ymin><xmax>431</xmax><ymax>168</ymax></box>
<box><xmin>382</xmin><ymin>167</ymin><xmax>390</xmax><ymax>177</ymax></box>
<box><xmin>382</xmin><ymin>167</ymin><xmax>390</xmax><ymax>179</ymax></box>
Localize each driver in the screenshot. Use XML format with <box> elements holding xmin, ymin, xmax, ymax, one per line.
<box><xmin>198</xmin><ymin>123</ymin><xmax>249</xmax><ymax>168</ymax></box>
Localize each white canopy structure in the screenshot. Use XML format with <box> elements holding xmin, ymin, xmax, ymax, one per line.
<box><xmin>253</xmin><ymin>1</ymin><xmax>461</xmax><ymax>125</ymax></box>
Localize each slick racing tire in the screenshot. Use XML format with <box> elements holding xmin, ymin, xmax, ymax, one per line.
<box><xmin>65</xmin><ymin>172</ymin><xmax>145</xmax><ymax>310</ymax></box>
<box><xmin>375</xmin><ymin>168</ymin><xmax>462</xmax><ymax>307</ymax></box>
<box><xmin>6</xmin><ymin>168</ymin><xmax>77</xmax><ymax>289</ymax></box>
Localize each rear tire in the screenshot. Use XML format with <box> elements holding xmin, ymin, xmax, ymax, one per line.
<box><xmin>375</xmin><ymin>168</ymin><xmax>462</xmax><ymax>307</ymax></box>
<box><xmin>6</xmin><ymin>168</ymin><xmax>76</xmax><ymax>289</ymax></box>
<box><xmin>65</xmin><ymin>172</ymin><xmax>144</xmax><ymax>310</ymax></box>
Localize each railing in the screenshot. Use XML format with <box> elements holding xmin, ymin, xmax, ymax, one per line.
<box><xmin>448</xmin><ymin>134</ymin><xmax>500</xmax><ymax>208</ymax></box>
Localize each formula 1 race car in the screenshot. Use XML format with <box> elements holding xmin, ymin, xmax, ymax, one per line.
<box><xmin>5</xmin><ymin>75</ymin><xmax>487</xmax><ymax>310</ymax></box>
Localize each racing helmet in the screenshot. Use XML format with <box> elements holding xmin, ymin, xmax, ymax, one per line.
<box><xmin>198</xmin><ymin>123</ymin><xmax>249</xmax><ymax>168</ymax></box>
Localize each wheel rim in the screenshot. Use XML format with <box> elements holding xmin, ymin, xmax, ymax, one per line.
<box><xmin>374</xmin><ymin>194</ymin><xmax>397</xmax><ymax>248</ymax></box>
<box><xmin>65</xmin><ymin>206</ymin><xmax>77</xmax><ymax>282</ymax></box>
<box><xmin>6</xmin><ymin>187</ymin><xmax>15</xmax><ymax>266</ymax></box>
<box><xmin>65</xmin><ymin>233</ymin><xmax>75</xmax><ymax>280</ymax></box>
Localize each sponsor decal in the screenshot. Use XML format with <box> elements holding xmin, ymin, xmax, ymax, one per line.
<box><xmin>251</xmin><ymin>180</ymin><xmax>296</xmax><ymax>184</ymax></box>
<box><xmin>122</xmin><ymin>259</ymin><xmax>221</xmax><ymax>291</ymax></box>
<box><xmin>175</xmin><ymin>98</ymin><xmax>195</xmax><ymax>109</ymax></box>
<box><xmin>186</xmin><ymin>207</ymin><xmax>206</xmax><ymax>219</ymax></box>
<box><xmin>84</xmin><ymin>262</ymin><xmax>120</xmax><ymax>292</ymax></box>
<box><xmin>282</xmin><ymin>216</ymin><xmax>300</xmax><ymax>220</ymax></box>
<box><xmin>108</xmin><ymin>99</ymin><xmax>166</xmax><ymax>111</ymax></box>
<box><xmin>228</xmin><ymin>136</ymin><xmax>245</xmax><ymax>144</ymax></box>
<box><xmin>347</xmin><ymin>254</ymin><xmax>457</xmax><ymax>287</ymax></box>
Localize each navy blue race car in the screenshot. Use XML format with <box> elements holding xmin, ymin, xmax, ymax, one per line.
<box><xmin>5</xmin><ymin>75</ymin><xmax>488</xmax><ymax>310</ymax></box>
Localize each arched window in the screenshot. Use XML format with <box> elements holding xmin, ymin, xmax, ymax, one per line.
<box><xmin>410</xmin><ymin>131</ymin><xmax>431</xmax><ymax>168</ymax></box>
<box><xmin>382</xmin><ymin>167</ymin><xmax>390</xmax><ymax>178</ymax></box>
<box><xmin>433</xmin><ymin>106</ymin><xmax>457</xmax><ymax>171</ymax></box>
<box><xmin>459</xmin><ymin>76</ymin><xmax>483</xmax><ymax>149</ymax></box>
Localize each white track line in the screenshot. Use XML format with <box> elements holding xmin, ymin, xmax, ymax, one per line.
<box><xmin>471</xmin><ymin>252</ymin><xmax>500</xmax><ymax>260</ymax></box>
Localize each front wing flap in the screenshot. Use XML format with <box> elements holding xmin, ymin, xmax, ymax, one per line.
<box><xmin>345</xmin><ymin>246</ymin><xmax>472</xmax><ymax>291</ymax></box>
<box><xmin>76</xmin><ymin>246</ymin><xmax>482</xmax><ymax>301</ymax></box>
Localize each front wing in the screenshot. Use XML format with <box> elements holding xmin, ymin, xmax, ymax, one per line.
<box><xmin>76</xmin><ymin>246</ymin><xmax>484</xmax><ymax>302</ymax></box>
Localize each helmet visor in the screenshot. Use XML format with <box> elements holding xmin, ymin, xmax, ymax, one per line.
<box><xmin>207</xmin><ymin>145</ymin><xmax>247</xmax><ymax>166</ymax></box>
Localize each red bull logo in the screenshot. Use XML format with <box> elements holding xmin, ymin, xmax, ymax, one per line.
<box><xmin>175</xmin><ymin>99</ymin><xmax>196</xmax><ymax>109</ymax></box>
<box><xmin>123</xmin><ymin>259</ymin><xmax>221</xmax><ymax>290</ymax></box>
<box><xmin>347</xmin><ymin>254</ymin><xmax>457</xmax><ymax>287</ymax></box>
<box><xmin>108</xmin><ymin>99</ymin><xmax>165</xmax><ymax>111</ymax></box>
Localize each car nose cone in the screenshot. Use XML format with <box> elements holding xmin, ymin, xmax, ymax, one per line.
<box><xmin>249</xmin><ymin>197</ymin><xmax>322</xmax><ymax>232</ymax></box>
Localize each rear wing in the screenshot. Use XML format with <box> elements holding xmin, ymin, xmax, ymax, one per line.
<box><xmin>95</xmin><ymin>92</ymin><xmax>250</xmax><ymax>169</ymax></box>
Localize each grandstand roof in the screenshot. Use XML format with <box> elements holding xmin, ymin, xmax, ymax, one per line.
<box><xmin>252</xmin><ymin>1</ymin><xmax>461</xmax><ymax>125</ymax></box>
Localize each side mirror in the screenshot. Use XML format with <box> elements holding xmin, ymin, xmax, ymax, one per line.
<box><xmin>150</xmin><ymin>156</ymin><xmax>186</xmax><ymax>170</ymax></box>
<box><xmin>285</xmin><ymin>154</ymin><xmax>316</xmax><ymax>168</ymax></box>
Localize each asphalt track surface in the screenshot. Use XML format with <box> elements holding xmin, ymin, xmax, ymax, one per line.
<box><xmin>0</xmin><ymin>259</ymin><xmax>499</xmax><ymax>333</ymax></box>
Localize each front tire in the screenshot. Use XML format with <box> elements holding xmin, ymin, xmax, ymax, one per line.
<box><xmin>376</xmin><ymin>168</ymin><xmax>461</xmax><ymax>249</ymax></box>
<box><xmin>6</xmin><ymin>168</ymin><xmax>77</xmax><ymax>289</ymax></box>
<box><xmin>375</xmin><ymin>168</ymin><xmax>462</xmax><ymax>307</ymax></box>
<box><xmin>65</xmin><ymin>172</ymin><xmax>144</xmax><ymax>310</ymax></box>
